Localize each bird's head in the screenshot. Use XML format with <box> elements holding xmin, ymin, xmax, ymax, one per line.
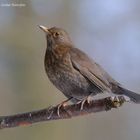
<box><xmin>39</xmin><ymin>25</ymin><xmax>72</xmax><ymax>50</ymax></box>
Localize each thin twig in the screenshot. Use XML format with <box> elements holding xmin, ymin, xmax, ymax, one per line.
<box><xmin>0</xmin><ymin>96</ymin><xmax>127</xmax><ymax>129</ymax></box>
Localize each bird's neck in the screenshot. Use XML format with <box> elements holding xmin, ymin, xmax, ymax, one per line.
<box><xmin>54</xmin><ymin>44</ymin><xmax>71</xmax><ymax>56</ymax></box>
<box><xmin>48</xmin><ymin>43</ymin><xmax>72</xmax><ymax>56</ymax></box>
<box><xmin>45</xmin><ymin>44</ymin><xmax>72</xmax><ymax>65</ymax></box>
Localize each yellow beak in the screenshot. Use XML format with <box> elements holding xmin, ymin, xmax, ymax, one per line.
<box><xmin>38</xmin><ymin>25</ymin><xmax>49</xmax><ymax>33</ymax></box>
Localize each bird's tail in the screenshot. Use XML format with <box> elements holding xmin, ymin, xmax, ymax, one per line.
<box><xmin>115</xmin><ymin>86</ymin><xmax>140</xmax><ymax>103</ymax></box>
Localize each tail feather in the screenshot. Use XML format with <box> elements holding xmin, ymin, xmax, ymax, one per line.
<box><xmin>118</xmin><ymin>86</ymin><xmax>140</xmax><ymax>103</ymax></box>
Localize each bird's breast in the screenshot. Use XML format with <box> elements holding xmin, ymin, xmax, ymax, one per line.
<box><xmin>44</xmin><ymin>49</ymin><xmax>74</xmax><ymax>86</ymax></box>
<box><xmin>44</xmin><ymin>50</ymin><xmax>92</xmax><ymax>99</ymax></box>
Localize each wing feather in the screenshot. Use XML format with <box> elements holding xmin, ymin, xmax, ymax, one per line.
<box><xmin>70</xmin><ymin>48</ymin><xmax>117</xmax><ymax>92</ymax></box>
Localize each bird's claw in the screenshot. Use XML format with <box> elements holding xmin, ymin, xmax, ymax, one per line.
<box><xmin>77</xmin><ymin>96</ymin><xmax>93</xmax><ymax>110</ymax></box>
<box><xmin>56</xmin><ymin>103</ymin><xmax>65</xmax><ymax>117</ymax></box>
<box><xmin>47</xmin><ymin>105</ymin><xmax>55</xmax><ymax>119</ymax></box>
<box><xmin>56</xmin><ymin>97</ymin><xmax>72</xmax><ymax>117</ymax></box>
<box><xmin>47</xmin><ymin>103</ymin><xmax>66</xmax><ymax>119</ymax></box>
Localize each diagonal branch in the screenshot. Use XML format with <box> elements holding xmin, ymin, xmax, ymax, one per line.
<box><xmin>0</xmin><ymin>96</ymin><xmax>127</xmax><ymax>129</ymax></box>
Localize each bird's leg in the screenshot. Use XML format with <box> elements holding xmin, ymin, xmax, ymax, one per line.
<box><xmin>47</xmin><ymin>97</ymin><xmax>72</xmax><ymax>119</ymax></box>
<box><xmin>56</xmin><ymin>97</ymin><xmax>73</xmax><ymax>117</ymax></box>
<box><xmin>77</xmin><ymin>95</ymin><xmax>93</xmax><ymax>110</ymax></box>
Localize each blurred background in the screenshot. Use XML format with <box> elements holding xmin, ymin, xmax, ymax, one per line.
<box><xmin>0</xmin><ymin>0</ymin><xmax>140</xmax><ymax>140</ymax></box>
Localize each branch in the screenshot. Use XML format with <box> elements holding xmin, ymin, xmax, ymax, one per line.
<box><xmin>0</xmin><ymin>96</ymin><xmax>127</xmax><ymax>129</ymax></box>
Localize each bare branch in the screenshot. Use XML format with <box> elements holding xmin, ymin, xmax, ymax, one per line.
<box><xmin>0</xmin><ymin>96</ymin><xmax>127</xmax><ymax>129</ymax></box>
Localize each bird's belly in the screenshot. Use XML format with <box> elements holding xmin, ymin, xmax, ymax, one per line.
<box><xmin>46</xmin><ymin>67</ymin><xmax>100</xmax><ymax>100</ymax></box>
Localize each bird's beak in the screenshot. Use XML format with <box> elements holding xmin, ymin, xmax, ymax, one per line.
<box><xmin>38</xmin><ymin>25</ymin><xmax>49</xmax><ymax>33</ymax></box>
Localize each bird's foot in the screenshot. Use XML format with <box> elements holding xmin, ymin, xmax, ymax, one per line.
<box><xmin>56</xmin><ymin>97</ymin><xmax>72</xmax><ymax>117</ymax></box>
<box><xmin>77</xmin><ymin>96</ymin><xmax>93</xmax><ymax>110</ymax></box>
<box><xmin>47</xmin><ymin>105</ymin><xmax>55</xmax><ymax>119</ymax></box>
<box><xmin>47</xmin><ymin>98</ymin><xmax>72</xmax><ymax>119</ymax></box>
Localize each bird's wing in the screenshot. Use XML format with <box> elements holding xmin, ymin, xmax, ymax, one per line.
<box><xmin>70</xmin><ymin>48</ymin><xmax>118</xmax><ymax>92</ymax></box>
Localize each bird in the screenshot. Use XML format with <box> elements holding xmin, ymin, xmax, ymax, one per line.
<box><xmin>39</xmin><ymin>25</ymin><xmax>140</xmax><ymax>109</ymax></box>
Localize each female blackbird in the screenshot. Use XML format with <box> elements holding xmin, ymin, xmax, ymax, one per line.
<box><xmin>39</xmin><ymin>25</ymin><xmax>140</xmax><ymax>105</ymax></box>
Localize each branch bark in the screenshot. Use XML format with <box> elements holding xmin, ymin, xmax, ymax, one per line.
<box><xmin>0</xmin><ymin>96</ymin><xmax>127</xmax><ymax>129</ymax></box>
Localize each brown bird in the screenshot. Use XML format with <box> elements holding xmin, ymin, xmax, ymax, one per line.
<box><xmin>39</xmin><ymin>25</ymin><xmax>140</xmax><ymax>108</ymax></box>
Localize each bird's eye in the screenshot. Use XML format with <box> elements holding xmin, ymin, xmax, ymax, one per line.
<box><xmin>53</xmin><ymin>32</ymin><xmax>60</xmax><ymax>37</ymax></box>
